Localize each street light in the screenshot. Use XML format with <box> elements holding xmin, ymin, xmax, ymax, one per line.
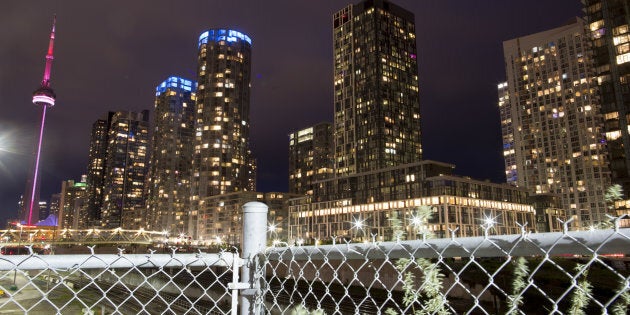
<box><xmin>268</xmin><ymin>222</ymin><xmax>278</xmax><ymax>240</ymax></box>
<box><xmin>351</xmin><ymin>217</ymin><xmax>366</xmax><ymax>242</ymax></box>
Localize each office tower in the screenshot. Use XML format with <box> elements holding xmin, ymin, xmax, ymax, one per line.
<box><xmin>86</xmin><ymin>114</ymin><xmax>111</xmax><ymax>226</ymax></box>
<box><xmin>333</xmin><ymin>0</ymin><xmax>422</xmax><ymax>176</ymax></box>
<box><xmin>48</xmin><ymin>193</ymin><xmax>60</xmax><ymax>220</ymax></box>
<box><xmin>583</xmin><ymin>0</ymin><xmax>630</xmax><ymax>194</ymax></box>
<box><xmin>21</xmin><ymin>16</ymin><xmax>57</xmax><ymax>226</ymax></box>
<box><xmin>97</xmin><ymin>110</ymin><xmax>150</xmax><ymax>229</ymax></box>
<box><xmin>288</xmin><ymin>123</ymin><xmax>333</xmax><ymax>195</ymax></box>
<box><xmin>146</xmin><ymin>76</ymin><xmax>196</xmax><ymax>234</ymax></box>
<box><xmin>59</xmin><ymin>179</ymin><xmax>88</xmax><ymax>229</ymax></box>
<box><xmin>192</xmin><ymin>29</ymin><xmax>256</xmax><ymax>236</ymax></box>
<box><xmin>501</xmin><ymin>18</ymin><xmax>611</xmax><ymax>227</ymax></box>
<box><xmin>37</xmin><ymin>201</ymin><xmax>48</xmax><ymax>223</ymax></box>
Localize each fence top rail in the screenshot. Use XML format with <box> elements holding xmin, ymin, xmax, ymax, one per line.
<box><xmin>0</xmin><ymin>252</ymin><xmax>238</xmax><ymax>270</ymax></box>
<box><xmin>265</xmin><ymin>228</ymin><xmax>630</xmax><ymax>260</ymax></box>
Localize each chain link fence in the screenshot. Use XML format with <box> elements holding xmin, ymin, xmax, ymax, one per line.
<box><xmin>0</xmin><ymin>247</ymin><xmax>239</xmax><ymax>314</ymax></box>
<box><xmin>0</xmin><ymin>206</ymin><xmax>629</xmax><ymax>314</ymax></box>
<box><xmin>262</xmin><ymin>223</ymin><xmax>630</xmax><ymax>314</ymax></box>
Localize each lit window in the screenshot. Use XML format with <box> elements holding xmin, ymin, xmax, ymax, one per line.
<box><xmin>606</xmin><ymin>130</ymin><xmax>622</xmax><ymax>141</ymax></box>
<box><xmin>616</xmin><ymin>53</ymin><xmax>630</xmax><ymax>65</ymax></box>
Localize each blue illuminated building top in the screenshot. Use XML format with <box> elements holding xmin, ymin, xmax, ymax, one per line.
<box><xmin>198</xmin><ymin>29</ymin><xmax>251</xmax><ymax>48</ymax></box>
<box><xmin>155</xmin><ymin>76</ymin><xmax>196</xmax><ymax>96</ymax></box>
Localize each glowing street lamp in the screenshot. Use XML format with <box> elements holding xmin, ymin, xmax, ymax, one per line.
<box><xmin>481</xmin><ymin>214</ymin><xmax>499</xmax><ymax>235</ymax></box>
<box><xmin>350</xmin><ymin>217</ymin><xmax>367</xmax><ymax>242</ymax></box>
<box><xmin>267</xmin><ymin>222</ymin><xmax>277</xmax><ymax>233</ymax></box>
<box><xmin>483</xmin><ymin>217</ymin><xmax>495</xmax><ymax>227</ymax></box>
<box><xmin>410</xmin><ymin>215</ymin><xmax>423</xmax><ymax>227</ymax></box>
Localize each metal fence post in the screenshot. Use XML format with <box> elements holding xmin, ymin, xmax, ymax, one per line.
<box><xmin>240</xmin><ymin>201</ymin><xmax>268</xmax><ymax>314</ymax></box>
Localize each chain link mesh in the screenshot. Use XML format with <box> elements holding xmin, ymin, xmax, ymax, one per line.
<box><xmin>1</xmin><ymin>226</ymin><xmax>629</xmax><ymax>314</ymax></box>
<box><xmin>262</xmin><ymin>226</ymin><xmax>630</xmax><ymax>314</ymax></box>
<box><xmin>0</xmin><ymin>248</ymin><xmax>237</xmax><ymax>314</ymax></box>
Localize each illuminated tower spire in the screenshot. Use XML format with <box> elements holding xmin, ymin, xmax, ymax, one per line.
<box><xmin>23</xmin><ymin>15</ymin><xmax>57</xmax><ymax>226</ymax></box>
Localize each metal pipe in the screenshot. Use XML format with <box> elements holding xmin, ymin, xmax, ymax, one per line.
<box><xmin>0</xmin><ymin>253</ymin><xmax>236</xmax><ymax>271</ymax></box>
<box><xmin>265</xmin><ymin>228</ymin><xmax>630</xmax><ymax>261</ymax></box>
<box><xmin>240</xmin><ymin>201</ymin><xmax>268</xmax><ymax>315</ymax></box>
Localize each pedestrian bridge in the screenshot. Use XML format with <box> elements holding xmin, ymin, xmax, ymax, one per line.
<box><xmin>0</xmin><ymin>227</ymin><xmax>174</xmax><ymax>248</ymax></box>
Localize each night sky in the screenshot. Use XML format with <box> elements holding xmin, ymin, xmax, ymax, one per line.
<box><xmin>0</xmin><ymin>1</ymin><xmax>583</xmax><ymax>224</ymax></box>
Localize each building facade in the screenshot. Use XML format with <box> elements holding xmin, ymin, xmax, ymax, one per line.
<box><xmin>290</xmin><ymin>176</ymin><xmax>538</xmax><ymax>242</ymax></box>
<box><xmin>59</xmin><ymin>179</ymin><xmax>88</xmax><ymax>229</ymax></box>
<box><xmin>98</xmin><ymin>110</ymin><xmax>150</xmax><ymax>229</ymax></box>
<box><xmin>146</xmin><ymin>76</ymin><xmax>196</xmax><ymax>235</ymax></box>
<box><xmin>37</xmin><ymin>201</ymin><xmax>48</xmax><ymax>223</ymax></box>
<box><xmin>287</xmin><ymin>0</ymin><xmax>539</xmax><ymax>241</ymax></box>
<box><xmin>86</xmin><ymin>114</ymin><xmax>113</xmax><ymax>227</ymax></box>
<box><xmin>48</xmin><ymin>193</ymin><xmax>60</xmax><ymax>222</ymax></box>
<box><xmin>498</xmin><ymin>81</ymin><xmax>518</xmax><ymax>186</ymax></box>
<box><xmin>191</xmin><ymin>29</ymin><xmax>257</xmax><ymax>238</ymax></box>
<box><xmin>500</xmin><ymin>18</ymin><xmax>611</xmax><ymax>227</ymax></box>
<box><xmin>333</xmin><ymin>0</ymin><xmax>422</xmax><ymax>176</ymax></box>
<box><xmin>583</xmin><ymin>0</ymin><xmax>630</xmax><ymax>194</ymax></box>
<box><xmin>197</xmin><ymin>191</ymin><xmax>296</xmax><ymax>246</ymax></box>
<box><xmin>288</xmin><ymin>122</ymin><xmax>333</xmax><ymax>195</ymax></box>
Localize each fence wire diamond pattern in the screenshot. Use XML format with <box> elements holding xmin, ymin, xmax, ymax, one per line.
<box><xmin>0</xmin><ymin>248</ymin><xmax>237</xmax><ymax>314</ymax></box>
<box><xmin>262</xmin><ymin>225</ymin><xmax>630</xmax><ymax>314</ymax></box>
<box><xmin>0</xmin><ymin>226</ymin><xmax>628</xmax><ymax>314</ymax></box>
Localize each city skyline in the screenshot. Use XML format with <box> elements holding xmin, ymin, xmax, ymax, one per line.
<box><xmin>0</xmin><ymin>1</ymin><xmax>582</xmax><ymax>224</ymax></box>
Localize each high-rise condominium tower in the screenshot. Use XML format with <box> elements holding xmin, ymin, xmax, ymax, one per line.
<box><xmin>86</xmin><ymin>114</ymin><xmax>112</xmax><ymax>226</ymax></box>
<box><xmin>501</xmin><ymin>18</ymin><xmax>611</xmax><ymax>227</ymax></box>
<box><xmin>146</xmin><ymin>76</ymin><xmax>196</xmax><ymax>234</ymax></box>
<box><xmin>289</xmin><ymin>0</ymin><xmax>541</xmax><ymax>241</ymax></box>
<box><xmin>583</xmin><ymin>0</ymin><xmax>630</xmax><ymax>194</ymax></box>
<box><xmin>95</xmin><ymin>110</ymin><xmax>150</xmax><ymax>229</ymax></box>
<box><xmin>333</xmin><ymin>0</ymin><xmax>421</xmax><ymax>176</ymax></box>
<box><xmin>192</xmin><ymin>29</ymin><xmax>256</xmax><ymax>216</ymax></box>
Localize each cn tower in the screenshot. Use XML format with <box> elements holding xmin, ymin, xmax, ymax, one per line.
<box><xmin>22</xmin><ymin>16</ymin><xmax>57</xmax><ymax>226</ymax></box>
